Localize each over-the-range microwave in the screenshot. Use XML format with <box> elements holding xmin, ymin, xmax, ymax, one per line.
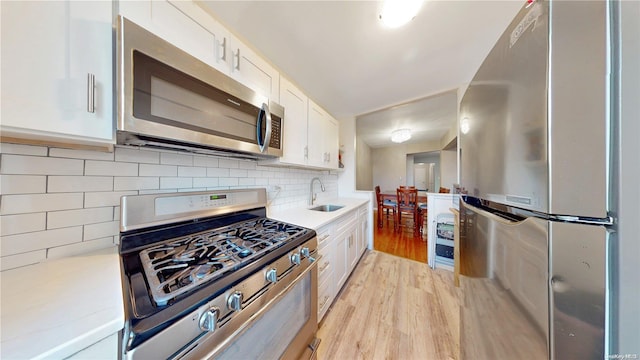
<box><xmin>116</xmin><ymin>16</ymin><xmax>284</xmax><ymax>159</ymax></box>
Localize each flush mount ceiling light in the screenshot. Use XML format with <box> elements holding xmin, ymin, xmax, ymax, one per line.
<box><xmin>379</xmin><ymin>0</ymin><xmax>423</xmax><ymax>28</ymax></box>
<box><xmin>391</xmin><ymin>128</ymin><xmax>412</xmax><ymax>143</ymax></box>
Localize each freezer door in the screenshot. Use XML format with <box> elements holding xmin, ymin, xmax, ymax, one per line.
<box><xmin>550</xmin><ymin>221</ymin><xmax>608</xmax><ymax>359</ymax></box>
<box><xmin>459</xmin><ymin>200</ymin><xmax>549</xmax><ymax>359</ymax></box>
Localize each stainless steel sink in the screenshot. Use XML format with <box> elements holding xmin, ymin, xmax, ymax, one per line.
<box><xmin>309</xmin><ymin>204</ymin><xmax>344</xmax><ymax>212</ymax></box>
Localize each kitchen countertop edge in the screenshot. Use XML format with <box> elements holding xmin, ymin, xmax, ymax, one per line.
<box><xmin>268</xmin><ymin>198</ymin><xmax>369</xmax><ymax>230</ymax></box>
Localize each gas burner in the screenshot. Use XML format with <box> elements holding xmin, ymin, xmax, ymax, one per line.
<box><xmin>139</xmin><ymin>217</ymin><xmax>309</xmax><ymax>306</ymax></box>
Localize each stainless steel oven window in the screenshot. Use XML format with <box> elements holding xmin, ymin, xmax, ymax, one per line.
<box><xmin>217</xmin><ymin>270</ymin><xmax>313</xmax><ymax>359</ymax></box>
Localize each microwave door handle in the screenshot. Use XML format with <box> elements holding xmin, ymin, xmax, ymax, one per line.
<box><xmin>257</xmin><ymin>103</ymin><xmax>272</xmax><ymax>153</ymax></box>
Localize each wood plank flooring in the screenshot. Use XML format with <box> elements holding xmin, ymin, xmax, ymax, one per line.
<box><xmin>317</xmin><ymin>250</ymin><xmax>460</xmax><ymax>360</ymax></box>
<box><xmin>373</xmin><ymin>209</ymin><xmax>428</xmax><ymax>263</ymax></box>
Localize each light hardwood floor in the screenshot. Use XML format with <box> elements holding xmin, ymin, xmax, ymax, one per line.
<box><xmin>317</xmin><ymin>250</ymin><xmax>460</xmax><ymax>360</ymax></box>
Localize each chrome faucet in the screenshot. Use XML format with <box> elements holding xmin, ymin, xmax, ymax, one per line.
<box><xmin>309</xmin><ymin>177</ymin><xmax>326</xmax><ymax>206</ymax></box>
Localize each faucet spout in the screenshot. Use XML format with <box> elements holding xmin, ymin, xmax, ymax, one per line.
<box><xmin>309</xmin><ymin>177</ymin><xmax>325</xmax><ymax>205</ymax></box>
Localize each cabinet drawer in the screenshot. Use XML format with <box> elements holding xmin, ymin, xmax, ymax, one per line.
<box><xmin>317</xmin><ymin>252</ymin><xmax>332</xmax><ymax>285</ymax></box>
<box><xmin>335</xmin><ymin>210</ymin><xmax>358</xmax><ymax>235</ymax></box>
<box><xmin>317</xmin><ymin>275</ymin><xmax>333</xmax><ymax>321</ymax></box>
<box><xmin>358</xmin><ymin>205</ymin><xmax>368</xmax><ymax>218</ymax></box>
<box><xmin>316</xmin><ymin>224</ymin><xmax>332</xmax><ymax>250</ymax></box>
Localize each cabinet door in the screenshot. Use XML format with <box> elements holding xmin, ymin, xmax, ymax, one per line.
<box><xmin>347</xmin><ymin>227</ymin><xmax>358</xmax><ymax>271</ymax></box>
<box><xmin>1</xmin><ymin>1</ymin><xmax>113</xmax><ymax>144</ymax></box>
<box><xmin>279</xmin><ymin>77</ymin><xmax>308</xmax><ymax>165</ymax></box>
<box><xmin>150</xmin><ymin>1</ymin><xmax>229</xmax><ymax>73</ymax></box>
<box><xmin>334</xmin><ymin>232</ymin><xmax>349</xmax><ymax>290</ymax></box>
<box><xmin>307</xmin><ymin>100</ymin><xmax>328</xmax><ymax>168</ymax></box>
<box><xmin>230</xmin><ymin>39</ymin><xmax>280</xmax><ymax>102</ymax></box>
<box><xmin>324</xmin><ymin>115</ymin><xmax>339</xmax><ymax>169</ymax></box>
<box><xmin>357</xmin><ymin>206</ymin><xmax>368</xmax><ymax>256</ymax></box>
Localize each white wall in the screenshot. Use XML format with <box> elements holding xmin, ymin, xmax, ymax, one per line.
<box><xmin>0</xmin><ymin>143</ymin><xmax>338</xmax><ymax>271</ymax></box>
<box><xmin>355</xmin><ymin>136</ymin><xmax>373</xmax><ymax>191</ymax></box>
<box><xmin>440</xmin><ymin>149</ymin><xmax>457</xmax><ymax>191</ymax></box>
<box><xmin>371</xmin><ymin>141</ymin><xmax>442</xmax><ymax>192</ymax></box>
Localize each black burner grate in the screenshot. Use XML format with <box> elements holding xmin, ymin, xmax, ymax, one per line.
<box><xmin>140</xmin><ymin>218</ymin><xmax>308</xmax><ymax>306</ymax></box>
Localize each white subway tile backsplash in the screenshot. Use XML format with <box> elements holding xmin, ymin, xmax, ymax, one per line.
<box><xmin>238</xmin><ymin>178</ymin><xmax>256</xmax><ymax>186</ymax></box>
<box><xmin>193</xmin><ymin>156</ymin><xmax>218</xmax><ymax>168</ymax></box>
<box><xmin>85</xmin><ymin>160</ymin><xmax>138</xmax><ymax>176</ymax></box>
<box><xmin>84</xmin><ymin>221</ymin><xmax>119</xmax><ymax>241</ymax></box>
<box><xmin>46</xmin><ymin>237</ymin><xmax>115</xmax><ymax>260</ymax></box>
<box><xmin>1</xmin><ymin>193</ymin><xmax>83</xmax><ymax>215</ymax></box>
<box><xmin>47</xmin><ymin>207</ymin><xmax>114</xmax><ymax>229</ymax></box>
<box><xmin>218</xmin><ymin>159</ymin><xmax>239</xmax><ymax>169</ymax></box>
<box><xmin>0</xmin><ymin>175</ymin><xmax>46</xmax><ymax>194</ymax></box>
<box><xmin>255</xmin><ymin>178</ymin><xmax>269</xmax><ymax>186</ymax></box>
<box><xmin>115</xmin><ymin>147</ymin><xmax>160</xmax><ymax>164</ymax></box>
<box><xmin>49</xmin><ymin>147</ymin><xmax>114</xmax><ymax>160</ymax></box>
<box><xmin>207</xmin><ymin>168</ymin><xmax>229</xmax><ymax>177</ymax></box>
<box><xmin>47</xmin><ymin>176</ymin><xmax>113</xmax><ymax>193</ymax></box>
<box><xmin>160</xmin><ymin>152</ymin><xmax>193</xmax><ymax>166</ymax></box>
<box><xmin>139</xmin><ymin>164</ymin><xmax>177</xmax><ymax>177</ymax></box>
<box><xmin>0</xmin><ymin>213</ymin><xmax>46</xmax><ymax>236</ymax></box>
<box><xmin>0</xmin><ymin>142</ymin><xmax>338</xmax><ymax>271</ymax></box>
<box><xmin>0</xmin><ymin>154</ymin><xmax>83</xmax><ymax>175</ymax></box>
<box><xmin>193</xmin><ymin>178</ymin><xmax>219</xmax><ymax>188</ymax></box>
<box><xmin>84</xmin><ymin>191</ymin><xmax>137</xmax><ymax>208</ymax></box>
<box><xmin>229</xmin><ymin>169</ymin><xmax>248</xmax><ymax>178</ymax></box>
<box><xmin>0</xmin><ymin>143</ymin><xmax>48</xmax><ymax>156</ymax></box>
<box><xmin>238</xmin><ymin>161</ymin><xmax>256</xmax><ymax>170</ymax></box>
<box><xmin>160</xmin><ymin>177</ymin><xmax>193</xmax><ymax>189</ymax></box>
<box><xmin>178</xmin><ymin>166</ymin><xmax>206</xmax><ymax>177</ymax></box>
<box><xmin>114</xmin><ymin>177</ymin><xmax>159</xmax><ymax>191</ymax></box>
<box><xmin>1</xmin><ymin>226</ymin><xmax>82</xmax><ymax>256</ymax></box>
<box><xmin>1</xmin><ymin>250</ymin><xmax>46</xmax><ymax>271</ymax></box>
<box><xmin>219</xmin><ymin>178</ymin><xmax>239</xmax><ymax>186</ymax></box>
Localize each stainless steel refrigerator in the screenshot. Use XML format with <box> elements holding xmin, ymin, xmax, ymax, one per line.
<box><xmin>458</xmin><ymin>0</ymin><xmax>617</xmax><ymax>358</ymax></box>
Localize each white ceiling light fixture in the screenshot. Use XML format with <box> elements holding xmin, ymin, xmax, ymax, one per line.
<box><xmin>379</xmin><ymin>0</ymin><xmax>424</xmax><ymax>28</ymax></box>
<box><xmin>391</xmin><ymin>128</ymin><xmax>412</xmax><ymax>143</ymax></box>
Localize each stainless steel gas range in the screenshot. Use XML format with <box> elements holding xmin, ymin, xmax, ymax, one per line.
<box><xmin>118</xmin><ymin>188</ymin><xmax>320</xmax><ymax>359</ymax></box>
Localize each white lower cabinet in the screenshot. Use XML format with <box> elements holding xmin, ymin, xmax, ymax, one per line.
<box><xmin>315</xmin><ymin>202</ymin><xmax>370</xmax><ymax>322</ymax></box>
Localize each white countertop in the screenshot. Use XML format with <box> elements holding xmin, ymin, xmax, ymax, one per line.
<box><xmin>1</xmin><ymin>246</ymin><xmax>124</xmax><ymax>359</ymax></box>
<box><xmin>268</xmin><ymin>198</ymin><xmax>369</xmax><ymax>230</ymax></box>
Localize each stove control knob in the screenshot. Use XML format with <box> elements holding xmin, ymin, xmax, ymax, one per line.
<box><xmin>265</xmin><ymin>268</ymin><xmax>278</xmax><ymax>283</ymax></box>
<box><xmin>227</xmin><ymin>291</ymin><xmax>243</xmax><ymax>312</ymax></box>
<box><xmin>290</xmin><ymin>252</ymin><xmax>301</xmax><ymax>265</ymax></box>
<box><xmin>300</xmin><ymin>247</ymin><xmax>316</xmax><ymax>262</ymax></box>
<box><xmin>199</xmin><ymin>307</ymin><xmax>219</xmax><ymax>333</ymax></box>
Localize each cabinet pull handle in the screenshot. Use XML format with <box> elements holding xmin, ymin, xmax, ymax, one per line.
<box><xmin>304</xmin><ymin>146</ymin><xmax>308</xmax><ymax>159</ymax></box>
<box><xmin>87</xmin><ymin>73</ymin><xmax>95</xmax><ymax>113</ymax></box>
<box><xmin>319</xmin><ymin>261</ymin><xmax>330</xmax><ymax>272</ymax></box>
<box><xmin>218</xmin><ymin>37</ymin><xmax>227</xmax><ymax>62</ymax></box>
<box><xmin>234</xmin><ymin>48</ymin><xmax>240</xmax><ymax>71</ymax></box>
<box><xmin>319</xmin><ymin>234</ymin><xmax>330</xmax><ymax>241</ymax></box>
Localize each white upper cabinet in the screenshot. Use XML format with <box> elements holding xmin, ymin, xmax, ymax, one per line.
<box><xmin>228</xmin><ymin>38</ymin><xmax>280</xmax><ymax>103</ymax></box>
<box><xmin>1</xmin><ymin>1</ymin><xmax>113</xmax><ymax>146</ymax></box>
<box><xmin>260</xmin><ymin>79</ymin><xmax>339</xmax><ymax>170</ymax></box>
<box><xmin>307</xmin><ymin>100</ymin><xmax>339</xmax><ymax>169</ymax></box>
<box><xmin>278</xmin><ymin>77</ymin><xmax>309</xmax><ymax>165</ymax></box>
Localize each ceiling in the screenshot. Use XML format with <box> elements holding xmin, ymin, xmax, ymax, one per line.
<box><xmin>198</xmin><ymin>0</ymin><xmax>523</xmax><ymax>148</ymax></box>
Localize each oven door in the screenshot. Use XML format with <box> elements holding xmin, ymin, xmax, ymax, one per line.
<box><xmin>179</xmin><ymin>257</ymin><xmax>319</xmax><ymax>360</ymax></box>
